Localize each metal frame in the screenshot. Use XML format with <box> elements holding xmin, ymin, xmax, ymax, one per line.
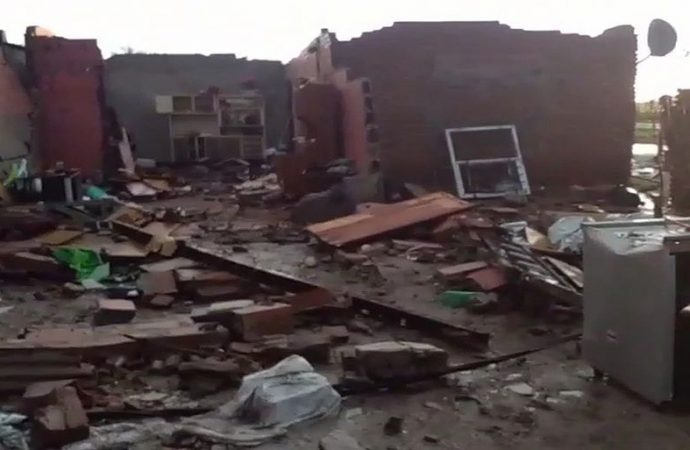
<box><xmin>444</xmin><ymin>125</ymin><xmax>530</xmax><ymax>199</ymax></box>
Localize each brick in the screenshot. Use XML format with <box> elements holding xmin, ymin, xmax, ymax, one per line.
<box><xmin>322</xmin><ymin>325</ymin><xmax>350</xmax><ymax>343</ymax></box>
<box><xmin>93</xmin><ymin>299</ymin><xmax>136</xmax><ymax>325</ymax></box>
<box><xmin>230</xmin><ymin>303</ymin><xmax>294</xmax><ymax>341</ymax></box>
<box><xmin>176</xmin><ymin>268</ymin><xmax>240</xmax><ymax>285</ymax></box>
<box><xmin>288</xmin><ymin>332</ymin><xmax>331</xmax><ymax>363</ymax></box>
<box><xmin>436</xmin><ymin>261</ymin><xmax>488</xmax><ymax>283</ymax></box>
<box><xmin>33</xmin><ymin>386</ymin><xmax>89</xmax><ymax>447</ymax></box>
<box><xmin>464</xmin><ymin>267</ymin><xmax>508</xmax><ymax>291</ymax></box>
<box><xmin>286</xmin><ymin>287</ymin><xmax>335</xmax><ymax>312</ymax></box>
<box><xmin>192</xmin><ymin>283</ymin><xmax>249</xmax><ymax>302</ymax></box>
<box><xmin>149</xmin><ymin>294</ymin><xmax>175</xmax><ymax>309</ymax></box>
<box><xmin>23</xmin><ymin>379</ymin><xmax>75</xmax><ymax>412</ymax></box>
<box><xmin>191</xmin><ymin>299</ymin><xmax>255</xmax><ymax>323</ymax></box>
<box><xmin>137</xmin><ymin>270</ymin><xmax>177</xmax><ymax>296</ymax></box>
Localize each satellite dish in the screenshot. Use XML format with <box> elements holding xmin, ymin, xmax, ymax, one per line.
<box><xmin>648</xmin><ymin>19</ymin><xmax>677</xmax><ymax>57</ymax></box>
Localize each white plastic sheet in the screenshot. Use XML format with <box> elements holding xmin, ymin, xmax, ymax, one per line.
<box><xmin>65</xmin><ymin>356</ymin><xmax>341</xmax><ymax>449</ymax></box>
<box><xmin>548</xmin><ymin>216</ymin><xmax>592</xmax><ymax>253</ymax></box>
<box><xmin>0</xmin><ymin>413</ymin><xmax>28</xmax><ymax>450</ymax></box>
<box><xmin>235</xmin><ymin>354</ymin><xmax>341</xmax><ymax>427</ymax></box>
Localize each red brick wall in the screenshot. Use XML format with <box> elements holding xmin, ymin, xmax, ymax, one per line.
<box><xmin>293</xmin><ymin>81</ymin><xmax>340</xmax><ymax>167</ymax></box>
<box><xmin>290</xmin><ymin>22</ymin><xmax>636</xmax><ymax>190</ymax></box>
<box><xmin>26</xmin><ymin>34</ymin><xmax>105</xmax><ymax>178</ymax></box>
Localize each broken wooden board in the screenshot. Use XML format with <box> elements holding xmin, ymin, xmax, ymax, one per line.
<box><xmin>142</xmin><ymin>221</ymin><xmax>180</xmax><ymax>238</ymax></box>
<box><xmin>307</xmin><ymin>193</ymin><xmax>473</xmax><ymax>247</ymax></box>
<box><xmin>126</xmin><ymin>181</ymin><xmax>158</xmax><ymax>198</ymax></box>
<box><xmin>143</xmin><ymin>178</ymin><xmax>172</xmax><ymax>193</ymax></box>
<box><xmin>37</xmin><ymin>230</ymin><xmax>85</xmax><ymax>246</ymax></box>
<box><xmin>0</xmin><ymin>318</ymin><xmax>227</xmax><ymax>362</ymax></box>
<box><xmin>118</xmin><ymin>127</ymin><xmax>136</xmax><ymax>173</ymax></box>
<box><xmin>103</xmin><ymin>241</ymin><xmax>149</xmax><ymax>259</ymax></box>
<box><xmin>436</xmin><ymin>261</ymin><xmax>489</xmax><ymax>283</ymax></box>
<box><xmin>140</xmin><ymin>257</ymin><xmax>197</xmax><ymax>273</ymax></box>
<box><xmin>0</xmin><ymin>350</ymin><xmax>90</xmax><ymax>393</ymax></box>
<box><xmin>106</xmin><ymin>205</ymin><xmax>149</xmax><ymax>226</ymax></box>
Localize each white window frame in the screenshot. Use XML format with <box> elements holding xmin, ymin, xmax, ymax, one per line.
<box><xmin>444</xmin><ymin>125</ymin><xmax>531</xmax><ymax>199</ymax></box>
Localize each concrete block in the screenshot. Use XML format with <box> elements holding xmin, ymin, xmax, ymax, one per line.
<box><xmin>93</xmin><ymin>299</ymin><xmax>136</xmax><ymax>326</ymax></box>
<box><xmin>352</xmin><ymin>341</ymin><xmax>449</xmax><ymax>381</ymax></box>
<box><xmin>137</xmin><ymin>270</ymin><xmax>177</xmax><ymax>296</ymax></box>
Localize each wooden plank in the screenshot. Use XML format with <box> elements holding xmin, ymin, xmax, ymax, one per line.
<box><xmin>436</xmin><ymin>261</ymin><xmax>488</xmax><ymax>282</ymax></box>
<box><xmin>0</xmin><ymin>317</ymin><xmax>226</xmax><ymax>360</ymax></box>
<box><xmin>306</xmin><ymin>193</ymin><xmax>472</xmax><ymax>247</ymax></box>
<box><xmin>0</xmin><ymin>363</ymin><xmax>93</xmax><ymax>380</ymax></box>
<box><xmin>141</xmin><ymin>257</ymin><xmax>197</xmax><ymax>273</ymax></box>
<box><xmin>118</xmin><ymin>127</ymin><xmax>136</xmax><ymax>173</ymax></box>
<box><xmin>37</xmin><ymin>230</ymin><xmax>84</xmax><ymax>246</ymax></box>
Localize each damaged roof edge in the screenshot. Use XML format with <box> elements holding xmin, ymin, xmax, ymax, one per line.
<box><xmin>105</xmin><ymin>53</ymin><xmax>284</xmax><ymax>65</ymax></box>
<box><xmin>315</xmin><ymin>21</ymin><xmax>635</xmax><ymax>48</ymax></box>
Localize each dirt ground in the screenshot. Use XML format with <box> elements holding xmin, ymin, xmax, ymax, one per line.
<box><xmin>1</xmin><ymin>204</ymin><xmax>689</xmax><ymax>450</ymax></box>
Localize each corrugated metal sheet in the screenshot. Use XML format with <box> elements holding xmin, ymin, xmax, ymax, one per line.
<box><xmin>307</xmin><ymin>192</ymin><xmax>472</xmax><ymax>247</ymax></box>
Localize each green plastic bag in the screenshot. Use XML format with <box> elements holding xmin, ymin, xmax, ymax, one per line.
<box><xmin>437</xmin><ymin>290</ymin><xmax>480</xmax><ymax>308</ymax></box>
<box><xmin>53</xmin><ymin>248</ymin><xmax>110</xmax><ymax>281</ymax></box>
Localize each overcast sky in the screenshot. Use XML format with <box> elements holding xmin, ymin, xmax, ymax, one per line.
<box><xmin>3</xmin><ymin>0</ymin><xmax>689</xmax><ymax>100</ymax></box>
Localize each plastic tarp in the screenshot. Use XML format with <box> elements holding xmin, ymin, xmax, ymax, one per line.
<box><xmin>0</xmin><ymin>413</ymin><xmax>28</xmax><ymax>450</ymax></box>
<box><xmin>234</xmin><ymin>354</ymin><xmax>341</xmax><ymax>427</ymax></box>
<box><xmin>183</xmin><ymin>354</ymin><xmax>340</xmax><ymax>446</ymax></box>
<box><xmin>548</xmin><ymin>216</ymin><xmax>592</xmax><ymax>253</ymax></box>
<box><xmin>64</xmin><ymin>355</ymin><xmax>341</xmax><ymax>449</ymax></box>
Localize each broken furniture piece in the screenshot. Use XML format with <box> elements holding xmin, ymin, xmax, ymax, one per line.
<box><xmin>444</xmin><ymin>125</ymin><xmax>530</xmax><ymax>199</ymax></box>
<box><xmin>155</xmin><ymin>91</ymin><xmax>265</xmax><ymax>162</ymax></box>
<box><xmin>9</xmin><ymin>170</ymin><xmax>82</xmax><ymax>203</ymax></box>
<box><xmin>583</xmin><ymin>218</ymin><xmax>690</xmax><ymax>404</ymax></box>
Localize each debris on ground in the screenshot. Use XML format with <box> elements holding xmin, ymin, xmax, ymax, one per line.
<box><xmin>0</xmin><ymin>91</ymin><xmax>666</xmax><ymax>449</ymax></box>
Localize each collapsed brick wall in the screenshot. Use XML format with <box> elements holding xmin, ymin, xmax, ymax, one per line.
<box><xmin>26</xmin><ymin>32</ymin><xmax>106</xmax><ymax>178</ymax></box>
<box><xmin>292</xmin><ymin>22</ymin><xmax>636</xmax><ymax>190</ymax></box>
